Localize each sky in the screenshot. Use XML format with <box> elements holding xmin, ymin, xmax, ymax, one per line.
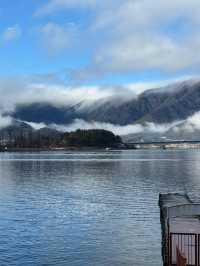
<box><xmin>1</xmin><ymin>0</ymin><xmax>200</xmax><ymax>86</ymax></box>
<box><xmin>1</xmin><ymin>1</ymin><xmax>200</xmax><ymax>133</ymax></box>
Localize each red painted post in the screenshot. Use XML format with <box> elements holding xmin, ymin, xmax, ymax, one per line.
<box><xmin>176</xmin><ymin>247</ymin><xmax>187</xmax><ymax>266</ymax></box>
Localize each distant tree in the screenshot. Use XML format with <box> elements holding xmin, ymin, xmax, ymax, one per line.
<box><xmin>0</xmin><ymin>125</ymin><xmax>122</xmax><ymax>149</ymax></box>
<box><xmin>62</xmin><ymin>129</ymin><xmax>122</xmax><ymax>148</ymax></box>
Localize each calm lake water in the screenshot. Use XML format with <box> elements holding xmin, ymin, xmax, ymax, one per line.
<box><xmin>0</xmin><ymin>150</ymin><xmax>200</xmax><ymax>266</ymax></box>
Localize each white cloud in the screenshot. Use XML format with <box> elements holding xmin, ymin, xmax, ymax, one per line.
<box><xmin>88</xmin><ymin>0</ymin><xmax>200</xmax><ymax>75</ymax></box>
<box><xmin>24</xmin><ymin>118</ymin><xmax>183</xmax><ymax>136</ymax></box>
<box><xmin>92</xmin><ymin>34</ymin><xmax>198</xmax><ymax>73</ymax></box>
<box><xmin>126</xmin><ymin>76</ymin><xmax>195</xmax><ymax>95</ymax></box>
<box><xmin>0</xmin><ymin>77</ymin><xmax>125</xmax><ymax>113</ymax></box>
<box><xmin>54</xmin><ymin>119</ymin><xmax>144</xmax><ymax>135</ymax></box>
<box><xmin>35</xmin><ymin>0</ymin><xmax>200</xmax><ymax>79</ymax></box>
<box><xmin>35</xmin><ymin>0</ymin><xmax>104</xmax><ymax>16</ymax></box>
<box><xmin>38</xmin><ymin>22</ymin><xmax>76</xmax><ymax>55</ymax></box>
<box><xmin>166</xmin><ymin>111</ymin><xmax>200</xmax><ymax>135</ymax></box>
<box><xmin>178</xmin><ymin>112</ymin><xmax>200</xmax><ymax>132</ymax></box>
<box><xmin>0</xmin><ymin>75</ymin><xmax>196</xmax><ymax>114</ymax></box>
<box><xmin>2</xmin><ymin>25</ymin><xmax>21</xmax><ymax>42</ymax></box>
<box><xmin>48</xmin><ymin>112</ymin><xmax>200</xmax><ymax>136</ymax></box>
<box><xmin>17</xmin><ymin>109</ymin><xmax>200</xmax><ymax>136</ymax></box>
<box><xmin>24</xmin><ymin>121</ymin><xmax>47</xmax><ymax>130</ymax></box>
<box><xmin>24</xmin><ymin>118</ymin><xmax>146</xmax><ymax>135</ymax></box>
<box><xmin>0</xmin><ymin>74</ymin><xmax>200</xmax><ymax>135</ymax></box>
<box><xmin>0</xmin><ymin>114</ymin><xmax>12</xmax><ymax>129</ymax></box>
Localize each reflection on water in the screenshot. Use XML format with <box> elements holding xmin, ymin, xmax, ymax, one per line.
<box><xmin>0</xmin><ymin>150</ymin><xmax>200</xmax><ymax>265</ymax></box>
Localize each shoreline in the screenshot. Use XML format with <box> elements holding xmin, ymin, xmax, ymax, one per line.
<box><xmin>0</xmin><ymin>146</ymin><xmax>199</xmax><ymax>152</ymax></box>
<box><xmin>0</xmin><ymin>147</ymin><xmax>124</xmax><ymax>152</ymax></box>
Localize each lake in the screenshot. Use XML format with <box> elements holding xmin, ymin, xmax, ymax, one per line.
<box><xmin>0</xmin><ymin>150</ymin><xmax>200</xmax><ymax>266</ymax></box>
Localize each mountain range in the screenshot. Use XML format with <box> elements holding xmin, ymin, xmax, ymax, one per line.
<box><xmin>9</xmin><ymin>79</ymin><xmax>200</xmax><ymax>125</ymax></box>
<box><xmin>2</xmin><ymin>79</ymin><xmax>200</xmax><ymax>142</ymax></box>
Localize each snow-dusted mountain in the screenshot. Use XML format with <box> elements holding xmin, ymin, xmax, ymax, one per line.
<box><xmin>8</xmin><ymin>79</ymin><xmax>200</xmax><ymax>125</ymax></box>
<box><xmin>2</xmin><ymin>79</ymin><xmax>200</xmax><ymax>141</ymax></box>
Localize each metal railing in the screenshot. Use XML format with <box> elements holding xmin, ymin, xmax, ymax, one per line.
<box><xmin>170</xmin><ymin>233</ymin><xmax>197</xmax><ymax>266</ymax></box>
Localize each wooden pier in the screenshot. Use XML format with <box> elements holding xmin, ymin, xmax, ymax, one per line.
<box><xmin>159</xmin><ymin>193</ymin><xmax>200</xmax><ymax>266</ymax></box>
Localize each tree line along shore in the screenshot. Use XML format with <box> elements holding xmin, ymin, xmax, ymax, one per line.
<box><xmin>0</xmin><ymin>128</ymin><xmax>122</xmax><ymax>150</ymax></box>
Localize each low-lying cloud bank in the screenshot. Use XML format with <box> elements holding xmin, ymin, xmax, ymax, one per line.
<box><xmin>1</xmin><ymin>110</ymin><xmax>200</xmax><ymax>138</ymax></box>
<box><xmin>172</xmin><ymin>111</ymin><xmax>200</xmax><ymax>133</ymax></box>
<box><xmin>54</xmin><ymin>119</ymin><xmax>178</xmax><ymax>135</ymax></box>
<box><xmin>0</xmin><ymin>114</ymin><xmax>12</xmax><ymax>129</ymax></box>
<box><xmin>23</xmin><ymin>111</ymin><xmax>200</xmax><ymax>136</ymax></box>
<box><xmin>0</xmin><ymin>75</ymin><xmax>196</xmax><ymax>113</ymax></box>
<box><xmin>0</xmin><ymin>75</ymin><xmax>200</xmax><ymax>137</ymax></box>
<box><xmin>24</xmin><ymin>118</ymin><xmax>181</xmax><ymax>136</ymax></box>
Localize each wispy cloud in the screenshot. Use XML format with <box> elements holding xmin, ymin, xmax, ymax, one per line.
<box><xmin>49</xmin><ymin>112</ymin><xmax>200</xmax><ymax>136</ymax></box>
<box><xmin>41</xmin><ymin>119</ymin><xmax>145</xmax><ymax>135</ymax></box>
<box><xmin>172</xmin><ymin>111</ymin><xmax>200</xmax><ymax>134</ymax></box>
<box><xmin>38</xmin><ymin>22</ymin><xmax>77</xmax><ymax>55</ymax></box>
<box><xmin>0</xmin><ymin>75</ymin><xmax>196</xmax><ymax>115</ymax></box>
<box><xmin>2</xmin><ymin>25</ymin><xmax>22</xmax><ymax>42</ymax></box>
<box><xmin>0</xmin><ymin>76</ymin><xmax>135</xmax><ymax>113</ymax></box>
<box><xmin>24</xmin><ymin>118</ymin><xmax>182</xmax><ymax>136</ymax></box>
<box><xmin>0</xmin><ymin>114</ymin><xmax>12</xmax><ymax>129</ymax></box>
<box><xmin>0</xmin><ymin>74</ymin><xmax>199</xmax><ymax>135</ymax></box>
<box><xmin>35</xmin><ymin>0</ymin><xmax>200</xmax><ymax>81</ymax></box>
<box><xmin>17</xmin><ymin>110</ymin><xmax>200</xmax><ymax>136</ymax></box>
<box><xmin>0</xmin><ymin>74</ymin><xmax>197</xmax><ymax>134</ymax></box>
<box><xmin>35</xmin><ymin>0</ymin><xmax>103</xmax><ymax>16</ymax></box>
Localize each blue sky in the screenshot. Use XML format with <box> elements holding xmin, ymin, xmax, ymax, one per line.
<box><xmin>0</xmin><ymin>0</ymin><xmax>200</xmax><ymax>85</ymax></box>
